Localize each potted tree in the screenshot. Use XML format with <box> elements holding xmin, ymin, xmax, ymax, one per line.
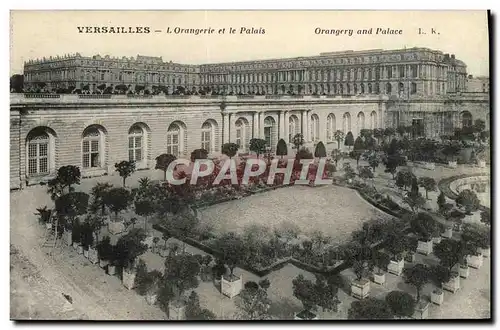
<box><xmin>371</xmin><ymin>251</ymin><xmax>391</xmax><ymax>285</ymax></box>
<box><xmin>385</xmin><ymin>233</ymin><xmax>407</xmax><ymax>276</ymax></box>
<box><xmin>442</xmin><ymin>141</ymin><xmax>461</xmax><ymax>168</ymax></box>
<box><xmin>385</xmin><ymin>290</ymin><xmax>416</xmax><ymax>319</ymax></box>
<box><xmin>71</xmin><ymin>220</ymin><xmax>82</xmax><ymax>252</ymax></box>
<box><xmin>80</xmin><ymin>221</ymin><xmax>94</xmax><ymax>259</ymax></box>
<box><xmin>462</xmin><ymin>223</ymin><xmax>489</xmax><ymax>269</ymax></box>
<box><xmin>411</xmin><ymin>213</ymin><xmax>439</xmax><ymax>255</ymax></box>
<box><xmin>292</xmin><ymin>274</ymin><xmax>319</xmax><ymax>320</ymax></box>
<box><xmin>217</xmin><ymin>233</ymin><xmax>245</xmax><ymax>298</ymax></box>
<box><xmin>107</xmin><ymin>246</ymin><xmax>118</xmax><ymax>276</ymax></box>
<box><xmin>103</xmin><ymin>187</ymin><xmax>132</xmax><ymax>234</ymax></box>
<box><xmin>55</xmin><ymin>192</ymin><xmax>89</xmax><ymax>247</ymax></box>
<box><xmin>433</xmin><ymin>239</ymin><xmax>463</xmax><ymax>293</ymax></box>
<box><xmin>134</xmin><ymin>259</ymin><xmax>163</xmax><ymax>305</ymax></box>
<box><xmin>403</xmin><ymin>264</ymin><xmax>431</xmax><ymax>319</ymax></box>
<box><xmin>96</xmin><ymin>236</ymin><xmax>113</xmax><ymax>269</ymax></box>
<box><xmin>114</xmin><ymin>228</ymin><xmax>148</xmax><ymax>290</ymax></box>
<box><xmin>163</xmin><ymin>254</ymin><xmax>201</xmax><ymax>320</ymax></box>
<box><xmin>351</xmin><ymin>260</ymin><xmax>371</xmax><ymax>299</ymax></box>
<box><xmin>429</xmin><ymin>265</ymin><xmax>451</xmax><ymax>305</ymax></box>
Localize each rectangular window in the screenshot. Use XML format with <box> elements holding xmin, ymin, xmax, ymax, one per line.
<box><xmin>83</xmin><ymin>140</ymin><xmax>100</xmax><ymax>168</ymax></box>
<box><xmin>128</xmin><ymin>136</ymin><xmax>143</xmax><ymax>162</ymax></box>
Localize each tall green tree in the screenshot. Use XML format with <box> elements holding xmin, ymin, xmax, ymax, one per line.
<box><xmin>249</xmin><ymin>138</ymin><xmax>267</xmax><ymax>158</ymax></box>
<box><xmin>418</xmin><ymin>177</ymin><xmax>437</xmax><ymax>200</ymax></box>
<box><xmin>221</xmin><ymin>142</ymin><xmax>239</xmax><ymax>158</ymax></box>
<box><xmin>352</xmin><ymin>136</ymin><xmax>365</xmax><ymax>166</ymax></box>
<box><xmin>56</xmin><ymin>165</ymin><xmax>81</xmax><ymax>193</ymax></box>
<box><xmin>403</xmin><ymin>264</ymin><xmax>431</xmax><ymax>302</ymax></box>
<box><xmin>103</xmin><ymin>187</ymin><xmax>132</xmax><ymax>221</ymax></box>
<box><xmin>90</xmin><ymin>182</ymin><xmax>113</xmax><ymax>215</ymax></box>
<box><xmin>275</xmin><ymin>138</ymin><xmax>288</xmax><ymax>159</ymax></box>
<box><xmin>115</xmin><ymin>160</ymin><xmax>136</xmax><ymax>187</ymax></box>
<box><xmin>314</xmin><ymin>141</ymin><xmax>327</xmax><ymax>158</ymax></box>
<box><xmin>456</xmin><ymin>189</ymin><xmax>481</xmax><ymax>215</ymax></box>
<box><xmin>155</xmin><ymin>153</ymin><xmax>177</xmax><ymax>181</ymax></box>
<box><xmin>344</xmin><ymin>132</ymin><xmax>355</xmax><ymax>151</ymax></box>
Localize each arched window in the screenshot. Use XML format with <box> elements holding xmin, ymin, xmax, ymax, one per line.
<box><xmin>327</xmin><ymin>114</ymin><xmax>336</xmax><ymax>142</ymax></box>
<box><xmin>82</xmin><ymin>125</ymin><xmax>106</xmax><ymax>169</ymax></box>
<box><xmin>357</xmin><ymin>112</ymin><xmax>365</xmax><ymax>136</ymax></box>
<box><xmin>201</xmin><ymin>121</ymin><xmax>214</xmax><ymax>153</ymax></box>
<box><xmin>462</xmin><ymin>111</ymin><xmax>473</xmax><ymax>128</ymax></box>
<box><xmin>368</xmin><ymin>83</ymin><xmax>372</xmax><ymax>94</ymax></box>
<box><xmin>310</xmin><ymin>114</ymin><xmax>320</xmax><ymax>142</ymax></box>
<box><xmin>343</xmin><ymin>112</ymin><xmax>351</xmax><ymax>133</ymax></box>
<box><xmin>264</xmin><ymin>116</ymin><xmax>276</xmax><ymax>148</ymax></box>
<box><xmin>370</xmin><ymin>111</ymin><xmax>378</xmax><ymax>129</ymax></box>
<box><xmin>235</xmin><ymin>118</ymin><xmax>249</xmax><ymax>152</ymax></box>
<box><xmin>27</xmin><ymin>128</ymin><xmax>51</xmax><ymax>176</ymax></box>
<box><xmin>128</xmin><ymin>124</ymin><xmax>144</xmax><ymax>162</ymax></box>
<box><xmin>167</xmin><ymin>122</ymin><xmax>184</xmax><ymax>156</ymax></box>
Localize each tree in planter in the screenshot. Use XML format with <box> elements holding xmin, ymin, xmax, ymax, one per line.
<box><xmin>370</xmin><ymin>251</ymin><xmax>391</xmax><ymax>275</ymax></box>
<box><xmin>115</xmin><ymin>160</ymin><xmax>136</xmax><ymax>187</ymax></box>
<box><xmin>96</xmin><ymin>236</ymin><xmax>113</xmax><ymax>264</ymax></box>
<box><xmin>434</xmin><ymin>239</ymin><xmax>468</xmax><ymax>271</ymax></box>
<box><xmin>461</xmin><ymin>223</ymin><xmax>490</xmax><ymax>253</ymax></box>
<box><xmin>216</xmin><ymin>232</ymin><xmax>246</xmax><ymax>280</ymax></box>
<box><xmin>114</xmin><ymin>228</ymin><xmax>148</xmax><ymax>270</ymax></box>
<box><xmin>292</xmin><ymin>274</ymin><xmax>319</xmax><ymax>319</ymax></box>
<box><xmin>351</xmin><ymin>137</ymin><xmax>365</xmax><ymax>167</ymax></box>
<box><xmin>221</xmin><ymin>142</ymin><xmax>239</xmax><ymax>159</ymax></box>
<box><xmin>55</xmin><ymin>192</ymin><xmax>90</xmax><ymax>230</ymax></box>
<box><xmin>395</xmin><ymin>170</ymin><xmax>415</xmax><ymax>191</ymax></box>
<box><xmin>55</xmin><ymin>165</ymin><xmax>81</xmax><ymax>193</ymax></box>
<box><xmin>418</xmin><ymin>177</ymin><xmax>437</xmax><ymax>200</ymax></box>
<box><xmin>134</xmin><ymin>259</ymin><xmax>163</xmax><ymax>297</ymax></box>
<box><xmin>185</xmin><ymin>291</ymin><xmax>217</xmax><ymax>320</ymax></box>
<box><xmin>410</xmin><ymin>212</ymin><xmax>442</xmax><ymax>242</ymax></box>
<box><xmin>403</xmin><ymin>263</ymin><xmax>432</xmax><ymax>302</ymax></box>
<box><xmin>134</xmin><ymin>199</ymin><xmax>155</xmax><ymax>233</ymax></box>
<box><xmin>162</xmin><ymin>254</ymin><xmax>201</xmax><ymax>309</ymax></box>
<box><xmin>155</xmin><ymin>153</ymin><xmax>177</xmax><ymax>181</ymax></box>
<box><xmin>235</xmin><ymin>281</ymin><xmax>272</xmax><ymax>320</ymax></box>
<box><xmin>314</xmin><ymin>141</ymin><xmax>327</xmax><ymax>158</ymax></box>
<box><xmin>334</xmin><ymin>130</ymin><xmax>345</xmax><ymax>150</ymax></box>
<box><xmin>314</xmin><ymin>274</ymin><xmax>341</xmax><ymax>313</ymax></box>
<box><xmin>90</xmin><ymin>182</ymin><xmax>113</xmax><ymax>215</ymax></box>
<box><xmin>276</xmin><ymin>139</ymin><xmax>288</xmax><ymax>159</ymax></box>
<box><xmin>429</xmin><ymin>265</ymin><xmax>452</xmax><ymax>292</ymax></box>
<box><xmin>79</xmin><ymin>221</ymin><xmax>95</xmax><ymax>252</ymax></box>
<box><xmin>344</xmin><ymin>132</ymin><xmax>354</xmax><ymax>151</ymax></box>
<box><xmin>385</xmin><ymin>291</ymin><xmax>416</xmax><ymax>319</ymax></box>
<box><xmin>348</xmin><ymin>298</ymin><xmax>393</xmax><ymax>320</ymax></box>
<box><xmin>103</xmin><ymin>187</ymin><xmax>132</xmax><ymax>222</ymax></box>
<box><xmin>480</xmin><ymin>209</ymin><xmax>491</xmax><ymax>226</ymax></box>
<box><xmin>292</xmin><ymin>133</ymin><xmax>305</xmax><ymax>150</ymax></box>
<box><xmin>455</xmin><ymin>189</ymin><xmax>481</xmax><ymax>215</ymax></box>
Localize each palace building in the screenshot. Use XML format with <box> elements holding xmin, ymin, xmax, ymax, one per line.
<box><xmin>11</xmin><ymin>47</ymin><xmax>489</xmax><ymax>190</ymax></box>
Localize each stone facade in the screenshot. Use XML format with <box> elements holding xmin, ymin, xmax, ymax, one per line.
<box><xmin>10</xmin><ymin>91</ymin><xmax>489</xmax><ymax>190</ymax></box>
<box><xmin>23</xmin><ymin>47</ymin><xmax>467</xmax><ymax>98</ymax></box>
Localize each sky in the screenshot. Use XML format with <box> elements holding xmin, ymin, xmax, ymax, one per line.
<box><xmin>9</xmin><ymin>10</ymin><xmax>490</xmax><ymax>76</ymax></box>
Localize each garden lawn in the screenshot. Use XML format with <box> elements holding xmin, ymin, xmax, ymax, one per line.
<box><xmin>197</xmin><ymin>184</ymin><xmax>390</xmax><ymax>245</ymax></box>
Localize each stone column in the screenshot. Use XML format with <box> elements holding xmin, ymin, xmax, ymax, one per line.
<box><xmin>284</xmin><ymin>111</ymin><xmax>289</xmax><ymax>143</ymax></box>
<box><xmin>223</xmin><ymin>113</ymin><xmax>230</xmax><ymax>144</ymax></box>
<box><xmin>253</xmin><ymin>112</ymin><xmax>259</xmax><ymax>138</ymax></box>
<box><xmin>278</xmin><ymin>111</ymin><xmax>286</xmax><ymax>142</ymax></box>
<box><xmin>227</xmin><ymin>113</ymin><xmax>232</xmax><ymax>143</ymax></box>
<box><xmin>259</xmin><ymin>112</ymin><xmax>265</xmax><ymax>138</ymax></box>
